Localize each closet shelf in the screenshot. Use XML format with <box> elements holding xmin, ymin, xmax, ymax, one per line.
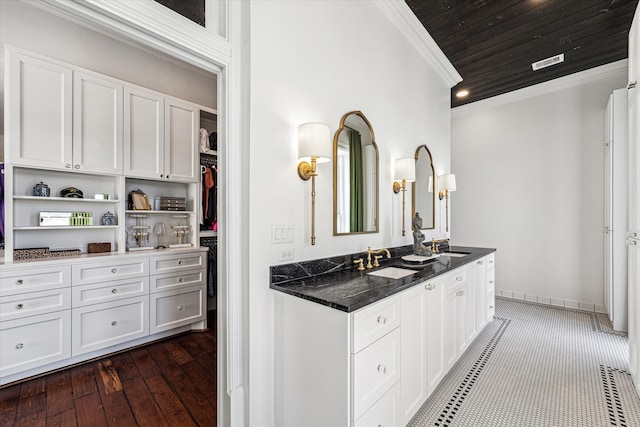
<box><xmin>14</xmin><ymin>196</ymin><xmax>120</xmax><ymax>203</ymax></box>
<box><xmin>14</xmin><ymin>225</ymin><xmax>120</xmax><ymax>230</ymax></box>
<box><xmin>125</xmin><ymin>210</ymin><xmax>196</xmax><ymax>215</ymax></box>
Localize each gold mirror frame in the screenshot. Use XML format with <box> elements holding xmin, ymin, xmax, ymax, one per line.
<box><xmin>412</xmin><ymin>144</ymin><xmax>436</xmax><ymax>230</ymax></box>
<box><xmin>333</xmin><ymin>111</ymin><xmax>380</xmax><ymax>236</ymax></box>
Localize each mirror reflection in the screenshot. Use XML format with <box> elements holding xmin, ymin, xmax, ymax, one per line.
<box><xmin>412</xmin><ymin>145</ymin><xmax>435</xmax><ymax>230</ymax></box>
<box><xmin>333</xmin><ymin>111</ymin><xmax>379</xmax><ymax>235</ymax></box>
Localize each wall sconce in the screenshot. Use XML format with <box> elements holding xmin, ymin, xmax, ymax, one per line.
<box><xmin>392</xmin><ymin>158</ymin><xmax>416</xmax><ymax>236</ymax></box>
<box><xmin>297</xmin><ymin>122</ymin><xmax>332</xmax><ymax>245</ymax></box>
<box><xmin>438</xmin><ymin>174</ymin><xmax>456</xmax><ymax>233</ymax></box>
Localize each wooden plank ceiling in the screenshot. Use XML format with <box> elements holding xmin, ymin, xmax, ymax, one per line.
<box><xmin>406</xmin><ymin>0</ymin><xmax>639</xmax><ymax>107</ymax></box>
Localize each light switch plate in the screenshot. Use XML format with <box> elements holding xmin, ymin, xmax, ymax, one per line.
<box><xmin>272</xmin><ymin>224</ymin><xmax>294</xmax><ymax>244</ymax></box>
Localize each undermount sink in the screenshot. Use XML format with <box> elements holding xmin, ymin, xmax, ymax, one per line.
<box><xmin>439</xmin><ymin>251</ymin><xmax>470</xmax><ymax>258</ymax></box>
<box><xmin>367</xmin><ymin>267</ymin><xmax>417</xmax><ymax>279</ymax></box>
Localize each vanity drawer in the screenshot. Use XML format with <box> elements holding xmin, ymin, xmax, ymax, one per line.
<box><xmin>72</xmin><ymin>277</ymin><xmax>149</xmax><ymax>308</ymax></box>
<box><xmin>486</xmin><ymin>269</ymin><xmax>495</xmax><ymax>295</ymax></box>
<box><xmin>72</xmin><ymin>258</ymin><xmax>148</xmax><ymax>286</ymax></box>
<box><xmin>0</xmin><ymin>310</ymin><xmax>71</xmax><ymax>377</ymax></box>
<box><xmin>352</xmin><ymin>296</ymin><xmax>400</xmax><ymax>353</ymax></box>
<box><xmin>72</xmin><ymin>296</ymin><xmax>149</xmax><ymax>356</ymax></box>
<box><xmin>444</xmin><ymin>269</ymin><xmax>467</xmax><ymax>289</ymax></box>
<box><xmin>150</xmin><ymin>268</ymin><xmax>205</xmax><ymax>293</ymax></box>
<box><xmin>352</xmin><ymin>327</ymin><xmax>401</xmax><ymax>420</ymax></box>
<box><xmin>354</xmin><ymin>382</ymin><xmax>401</xmax><ymax>427</ymax></box>
<box><xmin>0</xmin><ymin>265</ymin><xmax>70</xmax><ymax>296</ymax></box>
<box><xmin>150</xmin><ymin>285</ymin><xmax>205</xmax><ymax>334</ymax></box>
<box><xmin>149</xmin><ymin>252</ymin><xmax>205</xmax><ymax>275</ymax></box>
<box><xmin>0</xmin><ymin>288</ymin><xmax>71</xmax><ymax>321</ymax></box>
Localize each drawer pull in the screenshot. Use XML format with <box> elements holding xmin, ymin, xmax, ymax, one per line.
<box><xmin>456</xmin><ymin>290</ymin><xmax>465</xmax><ymax>296</ymax></box>
<box><xmin>111</xmin><ymin>321</ymin><xmax>118</xmax><ymax>326</ymax></box>
<box><xmin>178</xmin><ymin>278</ymin><xmax>184</xmax><ymax>283</ymax></box>
<box><xmin>489</xmin><ymin>281</ymin><xmax>494</xmax><ymax>284</ymax></box>
<box><xmin>15</xmin><ymin>304</ymin><xmax>24</xmax><ymax>310</ymax></box>
<box><xmin>178</xmin><ymin>305</ymin><xmax>185</xmax><ymax>311</ymax></box>
<box><xmin>111</xmin><ymin>289</ymin><xmax>118</xmax><ymax>294</ymax></box>
<box><xmin>15</xmin><ymin>343</ymin><xmax>24</xmax><ymax>350</ymax></box>
<box><xmin>477</xmin><ymin>261</ymin><xmax>483</xmax><ymax>265</ymax></box>
<box><xmin>456</xmin><ymin>276</ymin><xmax>463</xmax><ymax>281</ymax></box>
<box><xmin>16</xmin><ymin>279</ymin><xmax>24</xmax><ymax>285</ymax></box>
<box><xmin>111</xmin><ymin>268</ymin><xmax>118</xmax><ymax>274</ymax></box>
<box><xmin>178</xmin><ymin>260</ymin><xmax>184</xmax><ymax>265</ymax></box>
<box><xmin>489</xmin><ymin>305</ymin><xmax>494</xmax><ymax>309</ymax></box>
<box><xmin>377</xmin><ymin>316</ymin><xmax>387</xmax><ymax>325</ymax></box>
<box><xmin>489</xmin><ymin>260</ymin><xmax>494</xmax><ymax>264</ymax></box>
<box><xmin>425</xmin><ymin>283</ymin><xmax>435</xmax><ymax>290</ymax></box>
<box><xmin>377</xmin><ymin>364</ymin><xmax>387</xmax><ymax>374</ymax></box>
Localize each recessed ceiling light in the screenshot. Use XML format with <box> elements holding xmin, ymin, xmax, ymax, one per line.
<box><xmin>456</xmin><ymin>90</ymin><xmax>469</xmax><ymax>98</ymax></box>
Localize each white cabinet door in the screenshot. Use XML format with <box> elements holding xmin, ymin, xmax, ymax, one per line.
<box><xmin>165</xmin><ymin>98</ymin><xmax>199</xmax><ymax>182</ymax></box>
<box><xmin>425</xmin><ymin>279</ymin><xmax>445</xmax><ymax>394</ymax></box>
<box><xmin>7</xmin><ymin>50</ymin><xmax>73</xmax><ymax>169</ymax></box>
<box><xmin>124</xmin><ymin>86</ymin><xmax>165</xmax><ymax>179</ymax></box>
<box><xmin>444</xmin><ymin>273</ymin><xmax>468</xmax><ymax>370</ymax></box>
<box><xmin>400</xmin><ymin>284</ymin><xmax>428</xmax><ymax>423</ymax></box>
<box><xmin>73</xmin><ymin>71</ymin><xmax>123</xmax><ymax>174</ymax></box>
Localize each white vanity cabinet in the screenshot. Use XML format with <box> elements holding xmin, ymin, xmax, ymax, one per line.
<box><xmin>124</xmin><ymin>88</ymin><xmax>199</xmax><ymax>183</ymax></box>
<box><xmin>485</xmin><ymin>253</ymin><xmax>496</xmax><ymax>319</ymax></box>
<box><xmin>7</xmin><ymin>49</ymin><xmax>123</xmax><ymax>174</ymax></box>
<box><xmin>0</xmin><ymin>264</ymin><xmax>72</xmax><ymax>377</ymax></box>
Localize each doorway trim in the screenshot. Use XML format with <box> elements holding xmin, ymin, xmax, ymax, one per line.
<box><xmin>32</xmin><ymin>0</ymin><xmax>248</xmax><ymax>425</ymax></box>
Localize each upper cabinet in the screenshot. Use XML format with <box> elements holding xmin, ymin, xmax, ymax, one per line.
<box><xmin>124</xmin><ymin>89</ymin><xmax>198</xmax><ymax>183</ymax></box>
<box><xmin>8</xmin><ymin>50</ymin><xmax>123</xmax><ymax>174</ymax></box>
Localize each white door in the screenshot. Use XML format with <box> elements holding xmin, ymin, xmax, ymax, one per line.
<box><xmin>73</xmin><ymin>71</ymin><xmax>123</xmax><ymax>174</ymax></box>
<box><xmin>7</xmin><ymin>50</ymin><xmax>73</xmax><ymax>170</ymax></box>
<box><xmin>165</xmin><ymin>98</ymin><xmax>199</xmax><ymax>182</ymax></box>
<box><xmin>124</xmin><ymin>86</ymin><xmax>164</xmax><ymax>179</ymax></box>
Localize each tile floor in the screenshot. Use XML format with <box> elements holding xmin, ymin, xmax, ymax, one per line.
<box><xmin>408</xmin><ymin>298</ymin><xmax>640</xmax><ymax>427</ymax></box>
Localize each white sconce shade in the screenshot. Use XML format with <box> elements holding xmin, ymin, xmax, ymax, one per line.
<box><xmin>298</xmin><ymin>123</ymin><xmax>331</xmax><ymax>163</ymax></box>
<box><xmin>394</xmin><ymin>158</ymin><xmax>416</xmax><ymax>182</ymax></box>
<box><xmin>438</xmin><ymin>174</ymin><xmax>457</xmax><ymax>192</ymax></box>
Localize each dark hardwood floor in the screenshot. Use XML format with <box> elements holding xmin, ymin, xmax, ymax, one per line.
<box><xmin>0</xmin><ymin>311</ymin><xmax>217</xmax><ymax>427</ymax></box>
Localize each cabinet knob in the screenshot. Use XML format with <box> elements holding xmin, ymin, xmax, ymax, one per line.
<box><xmin>477</xmin><ymin>261</ymin><xmax>483</xmax><ymax>265</ymax></box>
<box><xmin>178</xmin><ymin>260</ymin><xmax>184</xmax><ymax>265</ymax></box>
<box><xmin>111</xmin><ymin>321</ymin><xmax>118</xmax><ymax>326</ymax></box>
<box><xmin>456</xmin><ymin>276</ymin><xmax>463</xmax><ymax>281</ymax></box>
<box><xmin>15</xmin><ymin>279</ymin><xmax>24</xmax><ymax>285</ymax></box>
<box><xmin>15</xmin><ymin>304</ymin><xmax>24</xmax><ymax>310</ymax></box>
<box><xmin>166</xmin><ymin>175</ymin><xmax>170</xmax><ymax>179</ymax></box>
<box><xmin>377</xmin><ymin>364</ymin><xmax>387</xmax><ymax>374</ymax></box>
<box><xmin>377</xmin><ymin>316</ymin><xmax>387</xmax><ymax>325</ymax></box>
<box><xmin>65</xmin><ymin>164</ymin><xmax>71</xmax><ymax>168</ymax></box>
<box><xmin>456</xmin><ymin>290</ymin><xmax>465</xmax><ymax>296</ymax></box>
<box><xmin>489</xmin><ymin>281</ymin><xmax>494</xmax><ymax>284</ymax></box>
<box><xmin>178</xmin><ymin>278</ymin><xmax>184</xmax><ymax>282</ymax></box>
<box><xmin>178</xmin><ymin>305</ymin><xmax>185</xmax><ymax>311</ymax></box>
<box><xmin>629</xmin><ymin>81</ymin><xmax>637</xmax><ymax>89</ymax></box>
<box><xmin>111</xmin><ymin>268</ymin><xmax>118</xmax><ymax>274</ymax></box>
<box><xmin>111</xmin><ymin>289</ymin><xmax>118</xmax><ymax>294</ymax></box>
<box><xmin>489</xmin><ymin>305</ymin><xmax>494</xmax><ymax>309</ymax></box>
<box><xmin>160</xmin><ymin>174</ymin><xmax>164</xmax><ymax>178</ymax></box>
<box><xmin>74</xmin><ymin>164</ymin><xmax>80</xmax><ymax>169</ymax></box>
<box><xmin>425</xmin><ymin>283</ymin><xmax>435</xmax><ymax>290</ymax></box>
<box><xmin>489</xmin><ymin>260</ymin><xmax>494</xmax><ymax>264</ymax></box>
<box><xmin>15</xmin><ymin>343</ymin><xmax>24</xmax><ymax>350</ymax></box>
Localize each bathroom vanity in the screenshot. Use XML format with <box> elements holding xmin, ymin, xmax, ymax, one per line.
<box><xmin>272</xmin><ymin>246</ymin><xmax>495</xmax><ymax>427</ymax></box>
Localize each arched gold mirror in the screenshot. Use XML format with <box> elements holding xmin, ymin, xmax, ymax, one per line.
<box><xmin>333</xmin><ymin>111</ymin><xmax>379</xmax><ymax>235</ymax></box>
<box><xmin>412</xmin><ymin>145</ymin><xmax>435</xmax><ymax>230</ymax></box>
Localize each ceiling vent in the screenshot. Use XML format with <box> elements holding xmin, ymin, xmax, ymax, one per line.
<box><xmin>531</xmin><ymin>53</ymin><xmax>565</xmax><ymax>71</ymax></box>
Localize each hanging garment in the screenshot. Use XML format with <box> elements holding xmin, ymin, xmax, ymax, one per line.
<box><xmin>0</xmin><ymin>163</ymin><xmax>4</xmax><ymax>240</ymax></box>
<box><xmin>207</xmin><ymin>244</ymin><xmax>217</xmax><ymax>297</ymax></box>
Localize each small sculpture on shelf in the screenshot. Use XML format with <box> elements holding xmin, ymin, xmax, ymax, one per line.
<box><xmin>128</xmin><ymin>214</ymin><xmax>153</xmax><ymax>251</ymax></box>
<box><xmin>412</xmin><ymin>212</ymin><xmax>433</xmax><ymax>257</ymax></box>
<box><xmin>169</xmin><ymin>214</ymin><xmax>191</xmax><ymax>248</ymax></box>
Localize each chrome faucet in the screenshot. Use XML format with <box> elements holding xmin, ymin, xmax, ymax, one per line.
<box><xmin>367</xmin><ymin>247</ymin><xmax>391</xmax><ymax>269</ymax></box>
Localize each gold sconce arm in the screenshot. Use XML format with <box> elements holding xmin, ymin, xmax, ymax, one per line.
<box><xmin>393</xmin><ymin>180</ymin><xmax>407</xmax><ymax>236</ymax></box>
<box><xmin>298</xmin><ymin>157</ymin><xmax>318</xmax><ymax>245</ymax></box>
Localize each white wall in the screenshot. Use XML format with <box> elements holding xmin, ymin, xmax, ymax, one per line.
<box><xmin>249</xmin><ymin>2</ymin><xmax>453</xmax><ymax>425</ymax></box>
<box><xmin>451</xmin><ymin>62</ymin><xmax>628</xmax><ymax>310</ymax></box>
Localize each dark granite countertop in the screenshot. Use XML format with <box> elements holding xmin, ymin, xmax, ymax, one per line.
<box><xmin>270</xmin><ymin>246</ymin><xmax>496</xmax><ymax>313</ymax></box>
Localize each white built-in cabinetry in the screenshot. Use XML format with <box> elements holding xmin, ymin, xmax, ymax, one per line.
<box><xmin>3</xmin><ymin>46</ymin><xmax>214</xmax><ymax>261</ymax></box>
<box><xmin>0</xmin><ymin>250</ymin><xmax>206</xmax><ymax>385</ymax></box>
<box><xmin>604</xmin><ymin>89</ymin><xmax>629</xmax><ymax>333</ymax></box>
<box><xmin>275</xmin><ymin>253</ymin><xmax>496</xmax><ymax>427</ymax></box>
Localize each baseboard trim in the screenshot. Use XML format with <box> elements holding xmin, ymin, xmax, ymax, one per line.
<box><xmin>497</xmin><ymin>289</ymin><xmax>606</xmax><ymax>313</ymax></box>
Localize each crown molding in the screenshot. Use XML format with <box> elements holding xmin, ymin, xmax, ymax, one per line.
<box><xmin>375</xmin><ymin>0</ymin><xmax>462</xmax><ymax>88</ymax></box>
<box><xmin>452</xmin><ymin>59</ymin><xmax>628</xmax><ymax>117</ymax></box>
